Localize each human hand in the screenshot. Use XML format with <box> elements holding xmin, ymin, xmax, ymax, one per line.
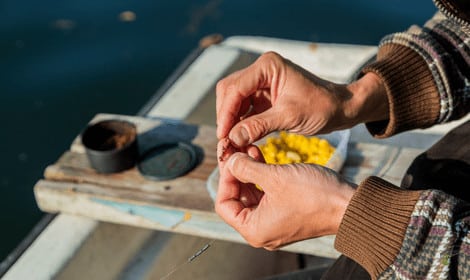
<box><xmin>215</xmin><ymin>139</ymin><xmax>356</xmax><ymax>250</ymax></box>
<box><xmin>216</xmin><ymin>52</ymin><xmax>388</xmax><ymax>146</ymax></box>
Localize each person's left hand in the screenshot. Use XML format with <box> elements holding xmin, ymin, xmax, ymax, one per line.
<box><xmin>215</xmin><ymin>139</ymin><xmax>356</xmax><ymax>250</ymax></box>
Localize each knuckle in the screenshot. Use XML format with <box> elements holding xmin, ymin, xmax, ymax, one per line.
<box><xmin>245</xmin><ymin>233</ymin><xmax>266</xmax><ymax>248</ymax></box>
<box><xmin>261</xmin><ymin>51</ymin><xmax>281</xmax><ymax>62</ymax></box>
<box><xmin>243</xmin><ymin>227</ymin><xmax>275</xmax><ymax>249</ymax></box>
<box><xmin>270</xmin><ymin>239</ymin><xmax>283</xmax><ymax>250</ymax></box>
<box><xmin>232</xmin><ymin>156</ymin><xmax>249</xmax><ymax>177</ymax></box>
<box><xmin>216</xmin><ymin>79</ymin><xmax>227</xmax><ymax>95</ymax></box>
<box><xmin>257</xmin><ymin>51</ymin><xmax>285</xmax><ymax>68</ymax></box>
<box><xmin>214</xmin><ymin>201</ymin><xmax>222</xmax><ymax>215</ymax></box>
<box><xmin>245</xmin><ymin>118</ymin><xmax>267</xmax><ymax>138</ymax></box>
<box><xmin>264</xmin><ymin>246</ymin><xmax>276</xmax><ymax>251</ymax></box>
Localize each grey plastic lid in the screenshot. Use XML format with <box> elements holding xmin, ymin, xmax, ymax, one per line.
<box><xmin>137</xmin><ymin>142</ymin><xmax>197</xmax><ymax>181</ymax></box>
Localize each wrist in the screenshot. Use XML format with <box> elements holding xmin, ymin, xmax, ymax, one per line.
<box><xmin>331</xmin><ymin>182</ymin><xmax>357</xmax><ymax>234</ymax></box>
<box><xmin>345</xmin><ymin>72</ymin><xmax>389</xmax><ymax>125</ymax></box>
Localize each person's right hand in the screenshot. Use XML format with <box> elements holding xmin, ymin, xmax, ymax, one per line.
<box><xmin>215</xmin><ymin>139</ymin><xmax>357</xmax><ymax>250</ymax></box>
<box><xmin>216</xmin><ymin>51</ymin><xmax>388</xmax><ymax>146</ymax></box>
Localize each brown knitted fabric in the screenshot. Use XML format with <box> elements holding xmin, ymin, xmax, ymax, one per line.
<box><xmin>334</xmin><ymin>176</ymin><xmax>422</xmax><ymax>280</ymax></box>
<box><xmin>438</xmin><ymin>0</ymin><xmax>470</xmax><ymax>24</ymax></box>
<box><xmin>362</xmin><ymin>44</ymin><xmax>441</xmax><ymax>138</ymax></box>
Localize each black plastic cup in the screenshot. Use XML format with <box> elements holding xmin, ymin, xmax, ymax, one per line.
<box><xmin>81</xmin><ymin>119</ymin><xmax>138</xmax><ymax>173</ymax></box>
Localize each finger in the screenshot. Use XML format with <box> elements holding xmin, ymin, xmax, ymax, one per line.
<box><xmin>239</xmin><ymin>187</ymin><xmax>263</xmax><ymax>207</ymax></box>
<box><xmin>215</xmin><ymin>195</ymin><xmax>254</xmax><ymax>231</ymax></box>
<box><xmin>216</xmin><ymin>68</ymin><xmax>245</xmax><ymax>123</ymax></box>
<box><xmin>215</xmin><ymin>167</ymin><xmax>246</xmax><ymax>227</ymax></box>
<box><xmin>229</xmin><ymin>108</ymin><xmax>283</xmax><ymax>147</ymax></box>
<box><xmin>216</xmin><ymin>60</ymin><xmax>273</xmax><ymax>139</ymax></box>
<box><xmin>239</xmin><ymin>97</ymin><xmax>253</xmax><ymax>120</ymax></box>
<box><xmin>246</xmin><ymin>145</ymin><xmax>266</xmax><ymax>163</ymax></box>
<box><xmin>216</xmin><ymin>152</ymin><xmax>255</xmax><ymax>228</ymax></box>
<box><xmin>217</xmin><ymin>138</ymin><xmax>236</xmax><ymax>168</ymax></box>
<box><xmin>217</xmin><ymin>160</ymin><xmax>241</xmax><ymax>202</ymax></box>
<box><xmin>227</xmin><ymin>152</ymin><xmax>275</xmax><ymax>191</ymax></box>
<box><xmin>216</xmin><ymin>139</ymin><xmax>241</xmax><ymax>201</ymax></box>
<box><xmin>217</xmin><ymin>93</ymin><xmax>241</xmax><ymax>140</ymax></box>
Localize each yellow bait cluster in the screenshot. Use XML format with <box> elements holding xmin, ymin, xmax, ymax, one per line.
<box><xmin>259</xmin><ymin>131</ymin><xmax>335</xmax><ymax>166</ymax></box>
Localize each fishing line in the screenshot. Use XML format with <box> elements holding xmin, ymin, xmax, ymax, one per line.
<box><xmin>159</xmin><ymin>239</ymin><xmax>215</xmax><ymax>280</ymax></box>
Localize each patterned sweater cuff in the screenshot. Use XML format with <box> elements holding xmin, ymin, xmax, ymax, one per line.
<box><xmin>334</xmin><ymin>176</ymin><xmax>422</xmax><ymax>279</ymax></box>
<box><xmin>362</xmin><ymin>44</ymin><xmax>440</xmax><ymax>138</ymax></box>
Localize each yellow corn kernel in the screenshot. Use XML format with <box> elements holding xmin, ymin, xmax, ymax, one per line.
<box><xmin>256</xmin><ymin>132</ymin><xmax>336</xmax><ymax>190</ymax></box>
<box><xmin>259</xmin><ymin>132</ymin><xmax>335</xmax><ymax>166</ymax></box>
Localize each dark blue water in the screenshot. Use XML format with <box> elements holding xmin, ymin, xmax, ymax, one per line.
<box><xmin>0</xmin><ymin>0</ymin><xmax>436</xmax><ymax>261</ymax></box>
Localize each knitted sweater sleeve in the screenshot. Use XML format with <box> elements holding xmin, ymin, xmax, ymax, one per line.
<box><xmin>335</xmin><ymin>177</ymin><xmax>470</xmax><ymax>279</ymax></box>
<box><xmin>334</xmin><ymin>7</ymin><xmax>470</xmax><ymax>278</ymax></box>
<box><xmin>361</xmin><ymin>11</ymin><xmax>470</xmax><ymax>138</ymax></box>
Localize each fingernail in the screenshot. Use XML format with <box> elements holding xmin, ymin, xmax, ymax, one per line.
<box><xmin>227</xmin><ymin>153</ymin><xmax>239</xmax><ymax>170</ymax></box>
<box><xmin>230</xmin><ymin>127</ymin><xmax>249</xmax><ymax>147</ymax></box>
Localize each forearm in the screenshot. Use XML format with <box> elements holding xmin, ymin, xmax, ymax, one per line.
<box><xmin>343</xmin><ymin>50</ymin><xmax>440</xmax><ymax>136</ymax></box>
<box><xmin>363</xmin><ymin>45</ymin><xmax>441</xmax><ymax>138</ymax></box>
<box><xmin>345</xmin><ymin>72</ymin><xmax>389</xmax><ymax>126</ymax></box>
<box><xmin>335</xmin><ymin>176</ymin><xmax>470</xmax><ymax>279</ymax></box>
<box><xmin>359</xmin><ymin>11</ymin><xmax>470</xmax><ymax>138</ymax></box>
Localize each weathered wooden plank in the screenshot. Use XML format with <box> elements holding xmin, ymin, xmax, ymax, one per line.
<box><xmin>44</xmin><ymin>152</ymin><xmax>215</xmax><ymax>211</ymax></box>
<box><xmin>33</xmin><ymin>180</ymin><xmax>339</xmax><ymax>258</ymax></box>
<box><xmin>45</xmin><ymin>114</ymin><xmax>218</xmax><ymax>211</ymax></box>
<box><xmin>42</xmin><ymin>170</ymin><xmax>214</xmax><ymax>212</ymax></box>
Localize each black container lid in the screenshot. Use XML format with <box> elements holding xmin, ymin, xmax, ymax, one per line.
<box><xmin>137</xmin><ymin>142</ymin><xmax>197</xmax><ymax>181</ymax></box>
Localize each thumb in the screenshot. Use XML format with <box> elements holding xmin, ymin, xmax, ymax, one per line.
<box><xmin>227</xmin><ymin>152</ymin><xmax>273</xmax><ymax>189</ymax></box>
<box><xmin>229</xmin><ymin>109</ymin><xmax>282</xmax><ymax>147</ymax></box>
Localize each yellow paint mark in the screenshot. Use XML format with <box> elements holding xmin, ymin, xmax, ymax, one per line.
<box><xmin>183</xmin><ymin>212</ymin><xmax>192</xmax><ymax>221</ymax></box>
